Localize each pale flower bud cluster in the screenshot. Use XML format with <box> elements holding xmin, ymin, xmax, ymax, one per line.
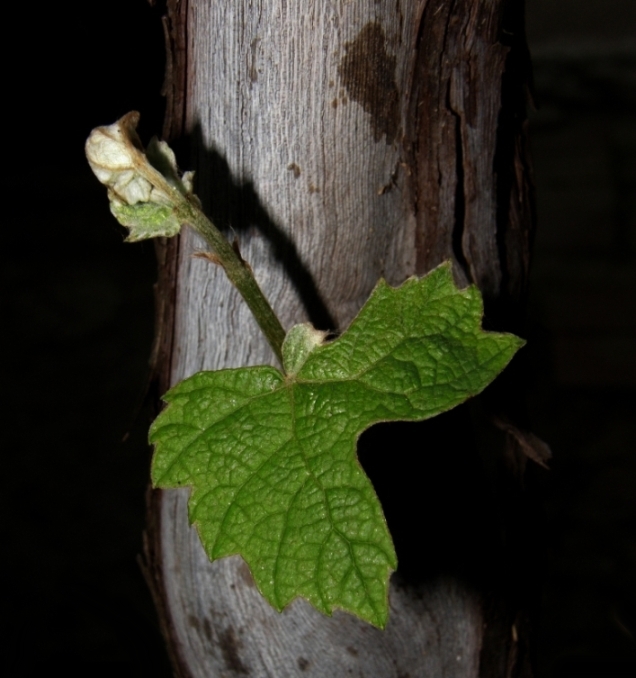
<box><xmin>85</xmin><ymin>112</ymin><xmax>195</xmax><ymax>241</ymax></box>
<box><xmin>85</xmin><ymin>111</ymin><xmax>176</xmax><ymax>206</ymax></box>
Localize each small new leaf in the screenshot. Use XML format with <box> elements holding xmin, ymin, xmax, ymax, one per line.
<box><xmin>110</xmin><ymin>202</ymin><xmax>181</xmax><ymax>242</ymax></box>
<box><xmin>150</xmin><ymin>263</ymin><xmax>524</xmax><ymax>628</ymax></box>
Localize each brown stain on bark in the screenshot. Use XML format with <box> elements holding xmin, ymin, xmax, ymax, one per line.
<box><xmin>187</xmin><ymin>613</ymin><xmax>213</xmax><ymax>644</ymax></box>
<box><xmin>287</xmin><ymin>162</ymin><xmax>301</xmax><ymax>178</ymax></box>
<box><xmin>249</xmin><ymin>37</ymin><xmax>260</xmax><ymax>83</ymax></box>
<box><xmin>338</xmin><ymin>22</ymin><xmax>400</xmax><ymax>144</ymax></box>
<box><xmin>220</xmin><ymin>627</ymin><xmax>249</xmax><ymax>674</ymax></box>
<box><xmin>203</xmin><ymin>617</ymin><xmax>213</xmax><ymax>642</ymax></box>
<box><xmin>297</xmin><ymin>656</ymin><xmax>310</xmax><ymax>671</ymax></box>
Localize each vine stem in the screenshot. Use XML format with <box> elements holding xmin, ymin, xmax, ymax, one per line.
<box><xmin>174</xmin><ymin>196</ymin><xmax>286</xmax><ymax>364</ymax></box>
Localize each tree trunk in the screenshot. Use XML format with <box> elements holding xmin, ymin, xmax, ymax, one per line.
<box><xmin>144</xmin><ymin>1</ymin><xmax>538</xmax><ymax>676</ymax></box>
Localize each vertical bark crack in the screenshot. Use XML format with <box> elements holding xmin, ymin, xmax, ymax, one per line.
<box><xmin>448</xmin><ymin>79</ymin><xmax>470</xmax><ymax>282</ymax></box>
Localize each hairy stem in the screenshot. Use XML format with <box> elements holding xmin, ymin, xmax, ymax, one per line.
<box><xmin>175</xmin><ymin>197</ymin><xmax>286</xmax><ymax>364</ymax></box>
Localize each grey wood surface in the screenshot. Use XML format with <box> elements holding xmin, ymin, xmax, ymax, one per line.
<box><xmin>148</xmin><ymin>1</ymin><xmax>534</xmax><ymax>675</ymax></box>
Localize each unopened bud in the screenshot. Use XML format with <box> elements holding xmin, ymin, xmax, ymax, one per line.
<box><xmin>85</xmin><ymin>112</ymin><xmax>194</xmax><ymax>241</ymax></box>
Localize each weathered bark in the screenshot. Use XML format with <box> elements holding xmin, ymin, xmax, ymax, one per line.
<box><xmin>144</xmin><ymin>1</ymin><xmax>538</xmax><ymax>676</ymax></box>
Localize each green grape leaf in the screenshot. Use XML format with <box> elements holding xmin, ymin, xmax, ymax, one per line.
<box><xmin>150</xmin><ymin>263</ymin><xmax>524</xmax><ymax>628</ymax></box>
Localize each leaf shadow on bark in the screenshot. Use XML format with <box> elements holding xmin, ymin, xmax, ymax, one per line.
<box><xmin>183</xmin><ymin>123</ymin><xmax>337</xmax><ymax>333</ymax></box>
<box><xmin>359</xmin><ymin>409</ymin><xmax>498</xmax><ymax>588</ymax></box>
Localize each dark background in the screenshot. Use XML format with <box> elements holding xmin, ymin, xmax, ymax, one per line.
<box><xmin>2</xmin><ymin>1</ymin><xmax>634</xmax><ymax>675</ymax></box>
